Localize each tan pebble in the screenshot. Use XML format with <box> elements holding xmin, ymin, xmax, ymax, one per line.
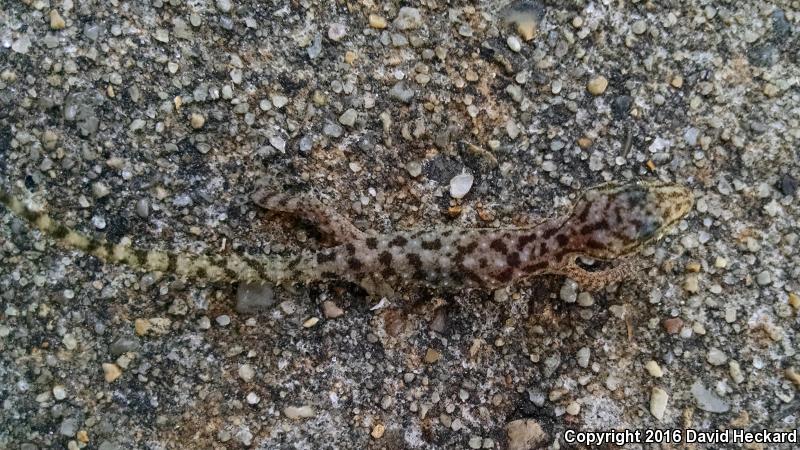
<box><xmin>783</xmin><ymin>367</ymin><xmax>800</xmax><ymax>389</ymax></box>
<box><xmin>469</xmin><ymin>339</ymin><xmax>481</xmax><ymax>358</ymax></box>
<box><xmin>506</xmin><ymin>419</ymin><xmax>547</xmax><ymax>450</ymax></box>
<box><xmin>424</xmin><ymin>348</ymin><xmax>441</xmax><ymax>364</ymax></box>
<box><xmin>190</xmin><ymin>113</ymin><xmax>205</xmax><ymax>129</ymax></box>
<box><xmin>788</xmin><ymin>292</ymin><xmax>800</xmax><ymax>310</ymax></box>
<box><xmin>714</xmin><ymin>256</ymin><xmax>728</xmax><ymax>268</ymax></box>
<box><xmin>670</xmin><ymin>74</ymin><xmax>684</xmax><ymax>88</ymax></box>
<box><xmin>730</xmin><ymin>410</ymin><xmax>749</xmax><ymax>427</ymax></box>
<box><xmin>577</xmin><ymin>137</ymin><xmax>592</xmax><ymax>149</ymax></box>
<box><xmin>587</xmin><ymin>76</ymin><xmax>608</xmax><ymax>95</ymax></box>
<box><xmin>134</xmin><ymin>317</ymin><xmax>172</xmax><ymax>336</ymax></box>
<box><xmin>645</xmin><ymin>360</ymin><xmax>664</xmax><ymax>377</ymax></box>
<box><xmin>371</xmin><ymin>423</ymin><xmax>385</xmax><ymax>439</ymax></box>
<box><xmin>77</xmin><ymin>430</ymin><xmax>89</xmax><ymax>443</ymax></box>
<box><xmin>686</xmin><ymin>261</ymin><xmax>701</xmax><ymax>272</ymax></box>
<box><xmin>283</xmin><ymin>405</ymin><xmax>315</xmax><ymax>419</ymax></box>
<box><xmin>368</xmin><ymin>14</ymin><xmax>387</xmax><ymax>29</ymax></box>
<box><xmin>683</xmin><ymin>274</ymin><xmax>699</xmax><ymax>293</ymax></box>
<box><xmin>323</xmin><ymin>301</ymin><xmax>344</xmax><ymax>318</ymax></box>
<box><xmin>302</xmin><ymin>317</ymin><xmax>319</xmax><ymax>328</ymax></box>
<box><xmin>447</xmin><ymin>205</ymin><xmax>462</xmax><ymax>217</ymax></box>
<box><xmin>571</xmin><ymin>16</ymin><xmax>583</xmax><ymax>28</ymax></box>
<box><xmin>650</xmin><ymin>387</ymin><xmax>668</xmax><ymax>421</ymax></box>
<box><xmin>134</xmin><ymin>318</ymin><xmax>149</xmax><ymax>336</ymax></box>
<box><xmin>516</xmin><ymin>20</ymin><xmax>537</xmax><ymax>41</ymax></box>
<box><xmin>565</xmin><ymin>401</ymin><xmax>580</xmax><ymax>415</ymax></box>
<box><xmin>344</xmin><ymin>51</ymin><xmax>357</xmax><ymax>64</ymax></box>
<box><xmin>646</xmin><ymin>159</ymin><xmax>657</xmax><ymax>171</ymax></box>
<box><xmin>662</xmin><ymin>317</ymin><xmax>683</xmax><ymax>334</ymax></box>
<box><xmin>102</xmin><ymin>363</ymin><xmax>122</xmax><ymax>382</ymax></box>
<box><xmin>763</xmin><ymin>83</ymin><xmax>779</xmax><ymax>97</ymax></box>
<box><xmin>50</xmin><ymin>10</ymin><xmax>66</xmax><ymax>30</ymax></box>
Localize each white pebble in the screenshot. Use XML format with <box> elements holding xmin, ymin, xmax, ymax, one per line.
<box><xmin>449</xmin><ymin>173</ymin><xmax>474</xmax><ymax>199</ymax></box>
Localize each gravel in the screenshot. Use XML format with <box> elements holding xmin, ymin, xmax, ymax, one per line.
<box><xmin>1</xmin><ymin>1</ymin><xmax>798</xmax><ymax>448</ymax></box>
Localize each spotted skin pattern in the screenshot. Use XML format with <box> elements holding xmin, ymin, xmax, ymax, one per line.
<box><xmin>0</xmin><ymin>182</ymin><xmax>693</xmax><ymax>294</ymax></box>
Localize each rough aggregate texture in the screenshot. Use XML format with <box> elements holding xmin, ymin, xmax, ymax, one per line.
<box><xmin>1</xmin><ymin>0</ymin><xmax>799</xmax><ymax>449</ymax></box>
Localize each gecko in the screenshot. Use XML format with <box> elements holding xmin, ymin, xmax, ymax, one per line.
<box><xmin>0</xmin><ymin>181</ymin><xmax>693</xmax><ymax>295</ymax></box>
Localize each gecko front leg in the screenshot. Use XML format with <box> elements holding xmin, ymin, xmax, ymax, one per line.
<box><xmin>252</xmin><ymin>189</ymin><xmax>367</xmax><ymax>244</ymax></box>
<box><xmin>558</xmin><ymin>257</ymin><xmax>646</xmax><ymax>292</ymax></box>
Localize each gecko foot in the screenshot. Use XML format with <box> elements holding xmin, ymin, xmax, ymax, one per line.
<box><xmin>252</xmin><ymin>189</ymin><xmax>366</xmax><ymax>244</ymax></box>
<box><xmin>560</xmin><ymin>257</ymin><xmax>647</xmax><ymax>292</ymax></box>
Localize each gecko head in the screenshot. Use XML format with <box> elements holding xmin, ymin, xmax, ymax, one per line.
<box><xmin>568</xmin><ymin>181</ymin><xmax>694</xmax><ymax>260</ymax></box>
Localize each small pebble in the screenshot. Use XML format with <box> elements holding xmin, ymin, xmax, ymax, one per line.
<box><xmin>92</xmin><ymin>182</ymin><xmax>110</xmax><ymax>198</ymax></box>
<box><xmin>238</xmin><ymin>364</ymin><xmax>255</xmax><ymax>382</ymax></box>
<box><xmin>449</xmin><ymin>173</ymin><xmax>474</xmax><ymax>199</ymax></box>
<box><xmin>327</xmin><ymin>23</ymin><xmax>347</xmax><ymax>41</ymax></box>
<box><xmin>52</xmin><ymin>385</ymin><xmax>67</xmax><ymax>400</ymax></box>
<box><xmin>371</xmin><ymin>424</ymin><xmax>385</xmax><ymax>439</ymax></box>
<box><xmin>565</xmin><ymin>402</ymin><xmax>580</xmax><ymax>415</ymax></box>
<box><xmin>650</xmin><ymin>387</ymin><xmax>668</xmax><ymax>420</ymax></box>
<box><xmin>756</xmin><ymin>270</ymin><xmax>772</xmax><ymax>286</ymax></box>
<box><xmin>284</xmin><ymin>406</ymin><xmax>315</xmax><ymax>419</ymax></box>
<box><xmin>506</xmin><ymin>35</ymin><xmax>521</xmax><ymax>52</ymax></box>
<box><xmin>50</xmin><ymin>10</ymin><xmax>66</xmax><ymax>30</ymax></box>
<box><xmin>339</xmin><ymin>109</ymin><xmax>357</xmax><ymax>127</ymax></box>
<box><xmin>706</xmin><ymin>348</ymin><xmax>728</xmax><ymax>366</ymax></box>
<box><xmin>645</xmin><ymin>360</ymin><xmax>663</xmax><ymax>377</ymax></box>
<box><xmin>190</xmin><ymin>113</ymin><xmax>205</xmax><ymax>129</ymax></box>
<box><xmin>587</xmin><ymin>76</ymin><xmax>608</xmax><ymax>95</ymax></box>
<box><xmin>215</xmin><ymin>315</ymin><xmax>231</xmax><ymax>326</ymax></box>
<box><xmin>102</xmin><ymin>363</ymin><xmax>122</xmax><ymax>382</ymax></box>
<box><xmin>322</xmin><ymin>301</ymin><xmax>344</xmax><ymax>319</ymax></box>
<box><xmin>368</xmin><ymin>14</ymin><xmax>387</xmax><ymax>29</ymax></box>
<box><xmin>302</xmin><ymin>317</ymin><xmax>319</xmax><ymax>328</ymax></box>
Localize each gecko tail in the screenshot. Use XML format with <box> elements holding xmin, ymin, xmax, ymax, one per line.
<box><xmin>0</xmin><ymin>189</ymin><xmax>287</xmax><ymax>284</ymax></box>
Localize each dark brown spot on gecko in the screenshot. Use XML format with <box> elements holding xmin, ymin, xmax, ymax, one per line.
<box><xmin>576</xmin><ymin>204</ymin><xmax>590</xmax><ymax>222</ymax></box>
<box><xmin>580</xmin><ymin>219</ymin><xmax>608</xmax><ymax>235</ymax></box>
<box><xmin>555</xmin><ymin>234</ymin><xmax>569</xmax><ymax>246</ymax></box>
<box><xmin>490</xmin><ymin>239</ymin><xmax>508</xmax><ymax>254</ymax></box>
<box><xmin>524</xmin><ymin>261</ymin><xmax>548</xmax><ymax>273</ymax></box>
<box><xmin>538</xmin><ymin>242</ymin><xmax>548</xmax><ymax>257</ymax></box>
<box><xmin>167</xmin><ymin>254</ymin><xmax>177</xmax><ymax>273</ymax></box>
<box><xmin>465</xmin><ymin>270</ymin><xmax>483</xmax><ymax>284</ymax></box>
<box><xmin>345</xmin><ymin>243</ymin><xmax>356</xmax><ymax>255</ymax></box>
<box><xmin>479</xmin><ymin>258</ymin><xmax>487</xmax><ymax>268</ymax></box>
<box><xmin>224</xmin><ymin>267</ymin><xmax>238</xmax><ymax>280</ymax></box>
<box><xmin>542</xmin><ymin>227</ymin><xmax>558</xmax><ymax>239</ymax></box>
<box><xmin>134</xmin><ymin>249</ymin><xmax>149</xmax><ymax>266</ymax></box>
<box><xmin>317</xmin><ymin>251</ymin><xmax>336</xmax><ymax>263</ymax></box>
<box><xmin>586</xmin><ymin>239</ymin><xmax>605</xmax><ymax>249</ymax></box>
<box><xmin>365</xmin><ymin>237</ymin><xmax>378</xmax><ymax>249</ymax></box>
<box><xmin>381</xmin><ymin>267</ymin><xmax>396</xmax><ymax>278</ymax></box>
<box><xmin>389</xmin><ymin>236</ymin><xmax>408</xmax><ymax>247</ymax></box>
<box><xmin>195</xmin><ymin>267</ymin><xmax>207</xmax><ymax>278</ymax></box>
<box><xmin>421</xmin><ymin>239</ymin><xmax>442</xmax><ymax>250</ymax></box>
<box><xmin>379</xmin><ymin>251</ymin><xmax>392</xmax><ymax>266</ymax></box>
<box><xmin>518</xmin><ymin>233</ymin><xmax>536</xmax><ymax>247</ymax></box>
<box><xmin>347</xmin><ymin>257</ymin><xmax>363</xmax><ymax>270</ymax></box>
<box><xmin>407</xmin><ymin>253</ymin><xmax>422</xmax><ymax>267</ymax></box>
<box><xmin>506</xmin><ymin>252</ymin><xmax>521</xmax><ymax>268</ymax></box>
<box><xmin>493</xmin><ymin>268</ymin><xmax>514</xmax><ymax>282</ymax></box>
<box><xmin>52</xmin><ymin>225</ymin><xmax>69</xmax><ymax>239</ymax></box>
<box><xmin>86</xmin><ymin>239</ymin><xmax>102</xmax><ymax>253</ymax></box>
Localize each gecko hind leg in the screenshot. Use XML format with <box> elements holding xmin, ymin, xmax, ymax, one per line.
<box><xmin>560</xmin><ymin>257</ymin><xmax>647</xmax><ymax>292</ymax></box>
<box><xmin>252</xmin><ymin>189</ymin><xmax>366</xmax><ymax>244</ymax></box>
